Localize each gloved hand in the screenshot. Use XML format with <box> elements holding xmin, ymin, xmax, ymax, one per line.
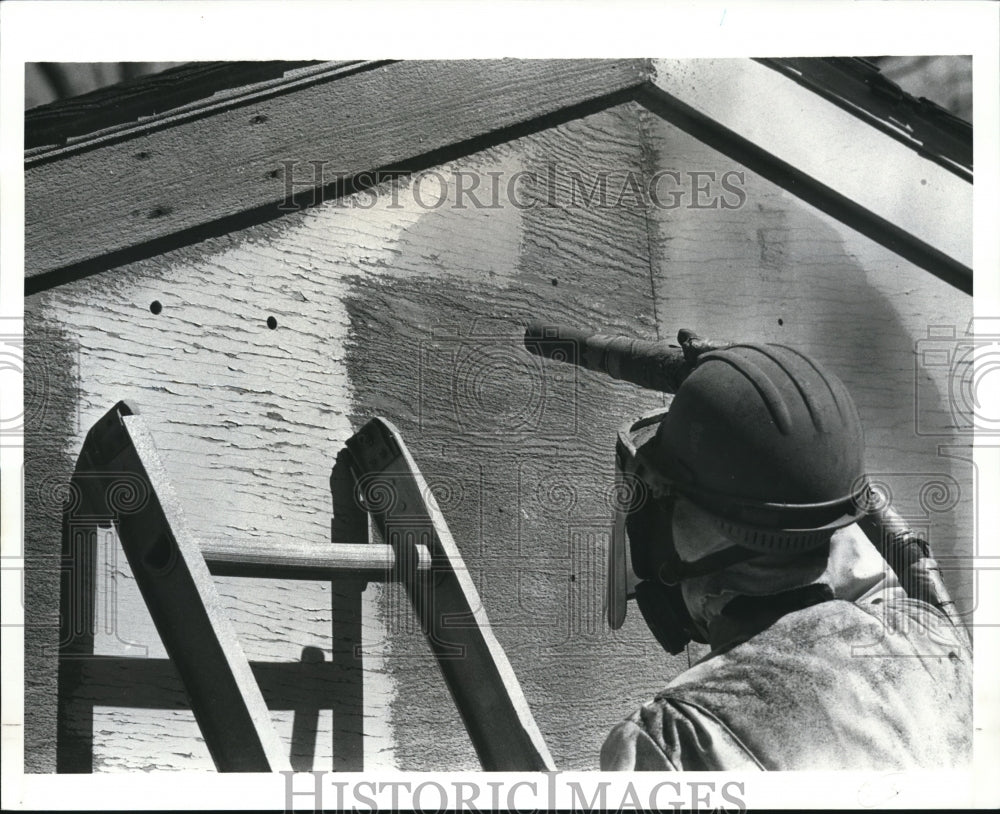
<box><xmin>858</xmin><ymin>504</ymin><xmax>962</xmax><ymax>629</ymax></box>
<box><xmin>674</xmin><ymin>329</ymin><xmax>733</xmax><ymax>385</ymax></box>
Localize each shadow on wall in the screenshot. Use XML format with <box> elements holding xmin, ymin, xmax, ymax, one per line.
<box><xmin>335</xmin><ymin>103</ymin><xmax>674</xmax><ymax>771</ymax></box>
<box><xmin>23</xmin><ymin>320</ymin><xmax>81</xmax><ymax>771</ymax></box>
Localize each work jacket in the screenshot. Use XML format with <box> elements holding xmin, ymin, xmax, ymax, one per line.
<box><xmin>600</xmin><ymin>587</ymin><xmax>972</xmax><ymax>770</ymax></box>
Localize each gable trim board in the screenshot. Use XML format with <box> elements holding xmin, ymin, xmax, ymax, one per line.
<box><xmin>758</xmin><ymin>57</ymin><xmax>972</xmax><ymax>181</ymax></box>
<box><xmin>640</xmin><ymin>59</ymin><xmax>972</xmax><ymax>293</ymax></box>
<box><xmin>25</xmin><ymin>58</ymin><xmax>972</xmax><ymax>296</ymax></box>
<box><xmin>24</xmin><ymin>60</ymin><xmax>330</xmax><ymax>152</ymax></box>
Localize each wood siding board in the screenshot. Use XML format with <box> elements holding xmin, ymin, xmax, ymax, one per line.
<box><xmin>26</xmin><ymin>62</ymin><xmax>389</xmax><ymax>163</ymax></box>
<box><xmin>645</xmin><ymin>93</ymin><xmax>970</xmax><ymax>293</ymax></box>
<box><xmin>642</xmin><ymin>59</ymin><xmax>972</xmax><ymax>286</ymax></box>
<box><xmin>25</xmin><ymin>59</ymin><xmax>650</xmax><ymax>286</ymax></box>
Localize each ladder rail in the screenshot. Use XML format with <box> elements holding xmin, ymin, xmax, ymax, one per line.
<box><xmin>347</xmin><ymin>418</ymin><xmax>557</xmax><ymax>772</ymax></box>
<box><xmin>61</xmin><ymin>402</ymin><xmax>556</xmax><ymax>772</ymax></box>
<box><xmin>71</xmin><ymin>401</ymin><xmax>290</xmax><ymax>772</ymax></box>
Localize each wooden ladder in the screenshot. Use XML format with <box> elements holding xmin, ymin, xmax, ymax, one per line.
<box><xmin>57</xmin><ymin>401</ymin><xmax>555</xmax><ymax>772</ymax></box>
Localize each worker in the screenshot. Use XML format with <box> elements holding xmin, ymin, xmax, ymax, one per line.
<box><xmin>600</xmin><ymin>342</ymin><xmax>972</xmax><ymax>771</ymax></box>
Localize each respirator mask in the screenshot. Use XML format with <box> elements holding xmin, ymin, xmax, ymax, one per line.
<box><xmin>607</xmin><ymin>408</ymin><xmax>868</xmax><ymax>654</ymax></box>
<box><xmin>607</xmin><ymin>408</ymin><xmax>764</xmax><ymax>654</ymax></box>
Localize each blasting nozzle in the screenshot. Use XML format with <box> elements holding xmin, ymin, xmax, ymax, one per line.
<box><xmin>523</xmin><ymin>322</ymin><xmax>730</xmax><ymax>395</ymax></box>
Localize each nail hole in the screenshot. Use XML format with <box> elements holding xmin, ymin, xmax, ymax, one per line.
<box><xmin>267</xmin><ymin>168</ymin><xmax>282</xmax><ymax>179</ymax></box>
<box><xmin>249</xmin><ymin>114</ymin><xmax>269</xmax><ymax>125</ymax></box>
<box><xmin>267</xmin><ymin>316</ymin><xmax>278</xmax><ymax>330</ymax></box>
<box><xmin>551</xmin><ymin>278</ymin><xmax>558</xmax><ymax>287</ymax></box>
<box><xmin>147</xmin><ymin>205</ymin><xmax>172</xmax><ymax>219</ymax></box>
<box><xmin>569</xmin><ymin>574</ymin><xmax>576</xmax><ymax>582</ymax></box>
<box><xmin>777</xmin><ymin>318</ymin><xmax>784</xmax><ymax>326</ymax></box>
<box><xmin>134</xmin><ymin>150</ymin><xmax>151</xmax><ymax>160</ymax></box>
<box><xmin>149</xmin><ymin>300</ymin><xmax>162</xmax><ymax>315</ymax></box>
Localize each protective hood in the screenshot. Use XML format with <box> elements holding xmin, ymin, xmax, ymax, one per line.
<box><xmin>675</xmin><ymin>497</ymin><xmax>902</xmax><ymax>647</ymax></box>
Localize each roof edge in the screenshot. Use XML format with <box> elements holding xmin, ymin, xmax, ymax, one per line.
<box><xmin>26</xmin><ymin>61</ymin><xmax>388</xmax><ymax>164</ymax></box>
<box><xmin>757</xmin><ymin>57</ymin><xmax>972</xmax><ymax>180</ymax></box>
<box><xmin>25</xmin><ymin>61</ymin><xmax>333</xmax><ymax>152</ymax></box>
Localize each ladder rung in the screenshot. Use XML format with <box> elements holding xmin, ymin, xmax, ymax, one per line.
<box><xmin>202</xmin><ymin>540</ymin><xmax>432</xmax><ymax>580</ymax></box>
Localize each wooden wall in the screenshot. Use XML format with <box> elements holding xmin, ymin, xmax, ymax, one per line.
<box><xmin>24</xmin><ymin>98</ymin><xmax>971</xmax><ymax>772</ymax></box>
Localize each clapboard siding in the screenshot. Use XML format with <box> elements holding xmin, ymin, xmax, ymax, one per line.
<box><xmin>24</xmin><ymin>97</ymin><xmax>971</xmax><ymax>773</ymax></box>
